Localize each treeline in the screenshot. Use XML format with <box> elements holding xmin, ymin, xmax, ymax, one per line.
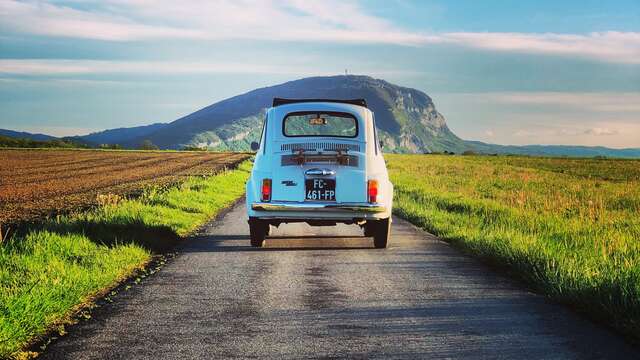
<box><xmin>0</xmin><ymin>135</ymin><xmax>209</xmax><ymax>151</ymax></box>
<box><xmin>0</xmin><ymin>135</ymin><xmax>90</xmax><ymax>149</ymax></box>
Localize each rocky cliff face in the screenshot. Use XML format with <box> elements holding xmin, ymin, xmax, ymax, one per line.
<box><xmin>369</xmin><ymin>81</ymin><xmax>463</xmax><ymax>153</ymax></box>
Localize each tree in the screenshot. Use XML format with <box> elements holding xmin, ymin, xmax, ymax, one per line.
<box><xmin>99</xmin><ymin>143</ymin><xmax>123</xmax><ymax>150</ymax></box>
<box><xmin>181</xmin><ymin>145</ymin><xmax>206</xmax><ymax>151</ymax></box>
<box><xmin>139</xmin><ymin>140</ymin><xmax>159</xmax><ymax>150</ymax></box>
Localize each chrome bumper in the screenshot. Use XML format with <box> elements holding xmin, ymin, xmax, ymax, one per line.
<box><xmin>251</xmin><ymin>201</ymin><xmax>386</xmax><ymax>213</ymax></box>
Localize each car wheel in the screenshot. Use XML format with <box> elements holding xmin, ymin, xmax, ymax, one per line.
<box><xmin>363</xmin><ymin>222</ymin><xmax>375</xmax><ymax>237</ymax></box>
<box><xmin>249</xmin><ymin>219</ymin><xmax>266</xmax><ymax>247</ymax></box>
<box><xmin>372</xmin><ymin>218</ymin><xmax>391</xmax><ymax>249</ymax></box>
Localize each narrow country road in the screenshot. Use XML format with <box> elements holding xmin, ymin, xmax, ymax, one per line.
<box><xmin>42</xmin><ymin>201</ymin><xmax>637</xmax><ymax>359</ymax></box>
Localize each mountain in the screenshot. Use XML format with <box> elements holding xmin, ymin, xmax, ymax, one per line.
<box><xmin>74</xmin><ymin>123</ymin><xmax>167</xmax><ymax>145</ymax></box>
<box><xmin>0</xmin><ymin>129</ymin><xmax>57</xmax><ymax>142</ymax></box>
<box><xmin>3</xmin><ymin>75</ymin><xmax>639</xmax><ymax>157</ymax></box>
<box><xmin>123</xmin><ymin>75</ymin><xmax>467</xmax><ymax>152</ymax></box>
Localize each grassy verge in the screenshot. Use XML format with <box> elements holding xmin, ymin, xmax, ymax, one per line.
<box><xmin>0</xmin><ymin>160</ymin><xmax>251</xmax><ymax>358</ymax></box>
<box><xmin>387</xmin><ymin>154</ymin><xmax>640</xmax><ymax>340</ymax></box>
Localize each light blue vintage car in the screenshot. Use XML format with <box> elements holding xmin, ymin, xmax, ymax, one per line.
<box><xmin>246</xmin><ymin>98</ymin><xmax>393</xmax><ymax>248</ymax></box>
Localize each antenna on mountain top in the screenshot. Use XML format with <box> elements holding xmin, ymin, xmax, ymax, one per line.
<box><xmin>345</xmin><ymin>69</ymin><xmax>348</xmax><ymax>75</ymax></box>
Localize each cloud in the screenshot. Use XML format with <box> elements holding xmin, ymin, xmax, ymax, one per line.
<box><xmin>1</xmin><ymin>1</ymin><xmax>639</xmax><ymax>63</ymax></box>
<box><xmin>513</xmin><ymin>129</ymin><xmax>537</xmax><ymax>137</ymax></box>
<box><xmin>0</xmin><ymin>58</ymin><xmax>416</xmax><ymax>81</ymax></box>
<box><xmin>437</xmin><ymin>91</ymin><xmax>640</xmax><ymax>148</ymax></box>
<box><xmin>0</xmin><ymin>58</ymin><xmax>418</xmax><ymax>78</ymax></box>
<box><xmin>438</xmin><ymin>31</ymin><xmax>640</xmax><ymax>65</ymax></box>
<box><xmin>462</xmin><ymin>92</ymin><xmax>640</xmax><ymax>113</ymax></box>
<box><xmin>584</xmin><ymin>127</ymin><xmax>619</xmax><ymax>136</ymax></box>
<box><xmin>0</xmin><ymin>0</ymin><xmax>203</xmax><ymax>41</ymax></box>
<box><xmin>0</xmin><ymin>0</ymin><xmax>426</xmax><ymax>45</ymax></box>
<box><xmin>484</xmin><ymin>130</ymin><xmax>494</xmax><ymax>137</ymax></box>
<box><xmin>0</xmin><ymin>59</ymin><xmax>302</xmax><ymax>75</ymax></box>
<box><xmin>514</xmin><ymin>126</ymin><xmax>621</xmax><ymax>139</ymax></box>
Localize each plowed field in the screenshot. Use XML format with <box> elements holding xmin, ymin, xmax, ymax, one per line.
<box><xmin>0</xmin><ymin>149</ymin><xmax>249</xmax><ymax>225</ymax></box>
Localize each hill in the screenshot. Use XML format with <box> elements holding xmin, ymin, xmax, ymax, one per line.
<box><xmin>0</xmin><ymin>129</ymin><xmax>57</xmax><ymax>142</ymax></box>
<box><xmin>122</xmin><ymin>75</ymin><xmax>467</xmax><ymax>152</ymax></box>
<box><xmin>74</xmin><ymin>123</ymin><xmax>168</xmax><ymax>146</ymax></box>
<box><xmin>466</xmin><ymin>141</ymin><xmax>640</xmax><ymax>158</ymax></box>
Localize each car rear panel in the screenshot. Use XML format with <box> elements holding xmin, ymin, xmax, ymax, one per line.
<box><xmin>271</xmin><ymin>140</ymin><xmax>367</xmax><ymax>203</ymax></box>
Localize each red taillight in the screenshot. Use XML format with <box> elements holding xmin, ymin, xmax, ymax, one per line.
<box><xmin>261</xmin><ymin>178</ymin><xmax>272</xmax><ymax>202</ymax></box>
<box><xmin>367</xmin><ymin>180</ymin><xmax>378</xmax><ymax>203</ymax></box>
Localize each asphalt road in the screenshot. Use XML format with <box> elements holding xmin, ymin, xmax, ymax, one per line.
<box><xmin>42</xmin><ymin>201</ymin><xmax>637</xmax><ymax>359</ymax></box>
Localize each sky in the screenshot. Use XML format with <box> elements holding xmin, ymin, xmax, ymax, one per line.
<box><xmin>0</xmin><ymin>0</ymin><xmax>639</xmax><ymax>148</ymax></box>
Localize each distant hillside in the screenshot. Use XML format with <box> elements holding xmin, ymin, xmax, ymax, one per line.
<box><xmin>0</xmin><ymin>129</ymin><xmax>57</xmax><ymax>142</ymax></box>
<box><xmin>75</xmin><ymin>123</ymin><xmax>167</xmax><ymax>146</ymax></box>
<box><xmin>466</xmin><ymin>141</ymin><xmax>640</xmax><ymax>158</ymax></box>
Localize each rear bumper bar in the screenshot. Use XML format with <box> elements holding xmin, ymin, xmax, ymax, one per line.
<box><xmin>251</xmin><ymin>201</ymin><xmax>386</xmax><ymax>213</ymax></box>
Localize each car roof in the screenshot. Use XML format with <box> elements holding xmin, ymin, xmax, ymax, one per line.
<box><xmin>269</xmin><ymin>102</ymin><xmax>370</xmax><ymax>119</ymax></box>
<box><xmin>272</xmin><ymin>98</ymin><xmax>367</xmax><ymax>108</ymax></box>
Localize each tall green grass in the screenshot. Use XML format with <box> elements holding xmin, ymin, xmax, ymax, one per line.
<box><xmin>387</xmin><ymin>154</ymin><xmax>640</xmax><ymax>339</ymax></box>
<box><xmin>0</xmin><ymin>161</ymin><xmax>251</xmax><ymax>358</ymax></box>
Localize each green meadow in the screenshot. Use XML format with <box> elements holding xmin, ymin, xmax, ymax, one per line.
<box><xmin>387</xmin><ymin>154</ymin><xmax>640</xmax><ymax>339</ymax></box>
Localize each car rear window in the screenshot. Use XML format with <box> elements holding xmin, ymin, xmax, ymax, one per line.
<box><xmin>283</xmin><ymin>112</ymin><xmax>358</xmax><ymax>138</ymax></box>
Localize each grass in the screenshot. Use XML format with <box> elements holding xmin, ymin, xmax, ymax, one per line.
<box><xmin>387</xmin><ymin>154</ymin><xmax>640</xmax><ymax>340</ymax></box>
<box><xmin>0</xmin><ymin>160</ymin><xmax>251</xmax><ymax>358</ymax></box>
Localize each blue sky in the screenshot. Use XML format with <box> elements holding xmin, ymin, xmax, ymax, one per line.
<box><xmin>0</xmin><ymin>0</ymin><xmax>639</xmax><ymax>148</ymax></box>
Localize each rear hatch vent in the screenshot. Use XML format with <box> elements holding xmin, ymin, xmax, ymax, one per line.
<box><xmin>281</xmin><ymin>142</ymin><xmax>360</xmax><ymax>152</ymax></box>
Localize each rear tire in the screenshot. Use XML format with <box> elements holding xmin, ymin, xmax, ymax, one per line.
<box><xmin>363</xmin><ymin>223</ymin><xmax>375</xmax><ymax>237</ymax></box>
<box><xmin>372</xmin><ymin>218</ymin><xmax>391</xmax><ymax>249</ymax></box>
<box><xmin>249</xmin><ymin>219</ymin><xmax>266</xmax><ymax>247</ymax></box>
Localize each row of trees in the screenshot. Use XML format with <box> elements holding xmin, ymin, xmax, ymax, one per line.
<box><xmin>0</xmin><ymin>135</ymin><xmax>90</xmax><ymax>149</ymax></box>
<box><xmin>97</xmin><ymin>140</ymin><xmax>160</xmax><ymax>150</ymax></box>
<box><xmin>0</xmin><ymin>136</ymin><xmax>210</xmax><ymax>151</ymax></box>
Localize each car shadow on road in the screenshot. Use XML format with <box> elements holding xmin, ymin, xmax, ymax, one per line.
<box><xmin>184</xmin><ymin>234</ymin><xmax>376</xmax><ymax>252</ymax></box>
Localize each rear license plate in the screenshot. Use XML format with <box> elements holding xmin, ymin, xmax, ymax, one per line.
<box><xmin>305</xmin><ymin>178</ymin><xmax>336</xmax><ymax>201</ymax></box>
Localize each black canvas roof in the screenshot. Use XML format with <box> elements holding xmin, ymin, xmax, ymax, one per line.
<box><xmin>272</xmin><ymin>98</ymin><xmax>367</xmax><ymax>108</ymax></box>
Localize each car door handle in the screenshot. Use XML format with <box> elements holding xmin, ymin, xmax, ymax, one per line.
<box><xmin>305</xmin><ymin>168</ymin><xmax>336</xmax><ymax>176</ymax></box>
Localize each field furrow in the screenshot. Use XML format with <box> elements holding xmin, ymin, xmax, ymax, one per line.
<box><xmin>0</xmin><ymin>149</ymin><xmax>250</xmax><ymax>225</ymax></box>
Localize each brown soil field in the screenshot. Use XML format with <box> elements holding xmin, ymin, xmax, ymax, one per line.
<box><xmin>0</xmin><ymin>149</ymin><xmax>249</xmax><ymax>226</ymax></box>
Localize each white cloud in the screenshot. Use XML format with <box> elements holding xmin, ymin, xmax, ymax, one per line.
<box><xmin>0</xmin><ymin>58</ymin><xmax>419</xmax><ymax>77</ymax></box>
<box><xmin>461</xmin><ymin>92</ymin><xmax>640</xmax><ymax>113</ymax></box>
<box><xmin>0</xmin><ymin>59</ymin><xmax>299</xmax><ymax>75</ymax></box>
<box><xmin>0</xmin><ymin>0</ymin><xmax>426</xmax><ymax>45</ymax></box>
<box><xmin>510</xmin><ymin>123</ymin><xmax>634</xmax><ymax>145</ymax></box>
<box><xmin>0</xmin><ymin>0</ymin><xmax>203</xmax><ymax>41</ymax></box>
<box><xmin>513</xmin><ymin>129</ymin><xmax>537</xmax><ymax>137</ymax></box>
<box><xmin>584</xmin><ymin>127</ymin><xmax>619</xmax><ymax>136</ymax></box>
<box><xmin>438</xmin><ymin>31</ymin><xmax>640</xmax><ymax>65</ymax></box>
<box><xmin>436</xmin><ymin>91</ymin><xmax>640</xmax><ymax>148</ymax></box>
<box><xmin>1</xmin><ymin>1</ymin><xmax>639</xmax><ymax>63</ymax></box>
<box><xmin>484</xmin><ymin>130</ymin><xmax>494</xmax><ymax>137</ymax></box>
